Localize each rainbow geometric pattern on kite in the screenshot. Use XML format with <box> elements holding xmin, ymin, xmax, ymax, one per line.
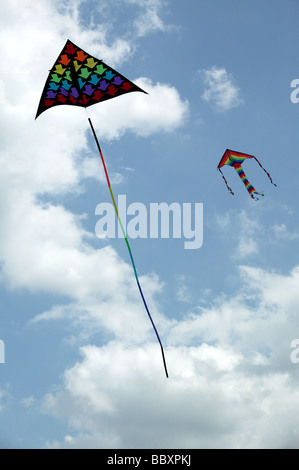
<box><xmin>218</xmin><ymin>149</ymin><xmax>276</xmax><ymax>200</ymax></box>
<box><xmin>35</xmin><ymin>39</ymin><xmax>147</xmax><ymax>119</ymax></box>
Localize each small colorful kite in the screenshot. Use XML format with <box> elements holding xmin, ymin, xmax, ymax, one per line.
<box><xmin>36</xmin><ymin>39</ymin><xmax>168</xmax><ymax>378</ymax></box>
<box><xmin>218</xmin><ymin>149</ymin><xmax>276</xmax><ymax>200</ymax></box>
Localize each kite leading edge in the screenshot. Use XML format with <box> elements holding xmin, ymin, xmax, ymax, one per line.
<box><xmin>35</xmin><ymin>39</ymin><xmax>168</xmax><ymax>378</ymax></box>
<box><xmin>218</xmin><ymin>149</ymin><xmax>277</xmax><ymax>200</ymax></box>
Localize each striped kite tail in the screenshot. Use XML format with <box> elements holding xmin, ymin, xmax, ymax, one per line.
<box><xmin>234</xmin><ymin>163</ymin><xmax>263</xmax><ymax>200</ymax></box>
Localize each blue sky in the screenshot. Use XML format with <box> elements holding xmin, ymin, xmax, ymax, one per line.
<box><xmin>1</xmin><ymin>0</ymin><xmax>299</xmax><ymax>449</ymax></box>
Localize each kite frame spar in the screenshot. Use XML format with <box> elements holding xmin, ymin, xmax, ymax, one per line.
<box><xmin>35</xmin><ymin>39</ymin><xmax>168</xmax><ymax>378</ymax></box>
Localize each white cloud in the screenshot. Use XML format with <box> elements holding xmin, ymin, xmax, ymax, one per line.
<box><xmin>0</xmin><ymin>80</ymin><xmax>5</xmax><ymax>104</ymax></box>
<box><xmin>236</xmin><ymin>237</ymin><xmax>259</xmax><ymax>258</ymax></box>
<box><xmin>128</xmin><ymin>0</ymin><xmax>174</xmax><ymax>37</ymax></box>
<box><xmin>86</xmin><ymin>77</ymin><xmax>189</xmax><ymax>141</ymax></box>
<box><xmin>40</xmin><ymin>263</ymin><xmax>299</xmax><ymax>449</ymax></box>
<box><xmin>215</xmin><ymin>207</ymin><xmax>299</xmax><ymax>262</ymax></box>
<box><xmin>215</xmin><ymin>209</ymin><xmax>260</xmax><ymax>259</ymax></box>
<box><xmin>176</xmin><ymin>274</ymin><xmax>192</xmax><ymax>303</ymax></box>
<box><xmin>200</xmin><ymin>66</ymin><xmax>244</xmax><ymax>111</ymax></box>
<box><xmin>272</xmin><ymin>223</ymin><xmax>299</xmax><ymax>241</ymax></box>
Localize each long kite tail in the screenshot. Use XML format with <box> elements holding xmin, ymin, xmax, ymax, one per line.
<box><xmin>253</xmin><ymin>157</ymin><xmax>277</xmax><ymax>187</ymax></box>
<box><xmin>233</xmin><ymin>163</ymin><xmax>263</xmax><ymax>200</ymax></box>
<box><xmin>88</xmin><ymin>117</ymin><xmax>169</xmax><ymax>378</ymax></box>
<box><xmin>218</xmin><ymin>167</ymin><xmax>234</xmax><ymax>196</ymax></box>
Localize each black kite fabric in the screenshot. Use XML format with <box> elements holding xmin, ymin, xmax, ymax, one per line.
<box><xmin>35</xmin><ymin>39</ymin><xmax>147</xmax><ymax>119</ymax></box>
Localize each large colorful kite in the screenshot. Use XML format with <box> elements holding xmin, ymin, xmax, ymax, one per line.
<box><xmin>36</xmin><ymin>39</ymin><xmax>169</xmax><ymax>378</ymax></box>
<box><xmin>218</xmin><ymin>149</ymin><xmax>276</xmax><ymax>200</ymax></box>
